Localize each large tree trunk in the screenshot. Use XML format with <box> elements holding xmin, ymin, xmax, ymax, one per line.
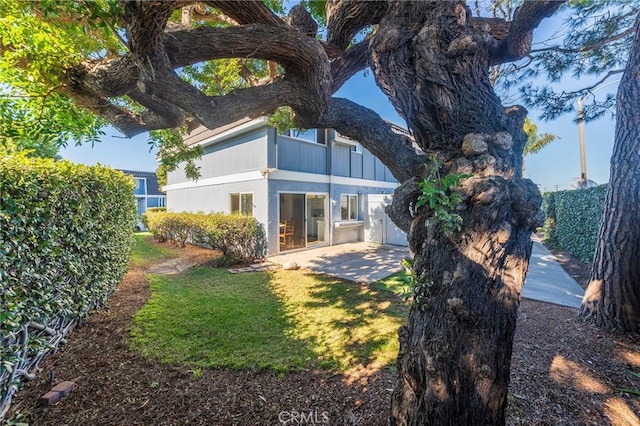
<box><xmin>368</xmin><ymin>2</ymin><xmax>543</xmax><ymax>423</ymax></box>
<box><xmin>579</xmin><ymin>15</ymin><xmax>640</xmax><ymax>333</ymax></box>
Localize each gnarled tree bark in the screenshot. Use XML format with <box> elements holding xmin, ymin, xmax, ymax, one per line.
<box><xmin>363</xmin><ymin>3</ymin><xmax>544</xmax><ymax>423</ymax></box>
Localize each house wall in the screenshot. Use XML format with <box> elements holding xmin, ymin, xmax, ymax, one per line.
<box><xmin>167</xmin><ymin>177</ymin><xmax>267</xmax><ymax>214</ymax></box>
<box><xmin>329</xmin><ymin>183</ymin><xmax>394</xmax><ymax>245</ymax></box>
<box><xmin>167</xmin><ymin>128</ymin><xmax>270</xmax><ymax>185</ymax></box>
<box><xmin>276</xmin><ymin>135</ymin><xmax>327</xmax><ymax>174</ymax></box>
<box><xmin>331</xmin><ymin>141</ymin><xmax>397</xmax><ymax>183</ymax></box>
<box><xmin>363</xmin><ymin>150</ymin><xmax>375</xmax><ymax>180</ymax></box>
<box><xmin>332</xmin><ymin>144</ymin><xmax>351</xmax><ymax>177</ymax></box>
<box><xmin>164</xmin><ymin>122</ymin><xmax>402</xmax><ymax>255</ymax></box>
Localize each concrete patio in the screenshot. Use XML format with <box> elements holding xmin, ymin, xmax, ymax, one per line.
<box><xmin>268</xmin><ymin>239</ymin><xmax>585</xmax><ymax>308</ymax></box>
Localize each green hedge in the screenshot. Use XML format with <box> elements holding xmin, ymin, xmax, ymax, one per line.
<box><xmin>143</xmin><ymin>210</ymin><xmax>267</xmax><ymax>264</ymax></box>
<box><xmin>0</xmin><ymin>155</ymin><xmax>136</xmax><ymax>418</ymax></box>
<box><xmin>542</xmin><ymin>185</ymin><xmax>607</xmax><ymax>264</ymax></box>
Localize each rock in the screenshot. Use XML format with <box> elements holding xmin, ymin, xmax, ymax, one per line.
<box><xmin>282</xmin><ymin>261</ymin><xmax>300</xmax><ymax>270</ymax></box>
<box><xmin>494</xmin><ymin>132</ymin><xmax>513</xmax><ymax>150</ymax></box>
<box><xmin>462</xmin><ymin>134</ymin><xmax>489</xmax><ymax>157</ymax></box>
<box><xmin>39</xmin><ymin>381</ymin><xmax>75</xmax><ymax>405</ymax></box>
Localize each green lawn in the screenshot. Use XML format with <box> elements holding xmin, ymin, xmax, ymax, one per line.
<box><xmin>129</xmin><ymin>232</ymin><xmax>177</xmax><ymax>269</ymax></box>
<box><xmin>128</xmin><ymin>243</ymin><xmax>409</xmax><ymax>374</ymax></box>
<box><xmin>370</xmin><ymin>271</ymin><xmax>410</xmax><ymax>298</ymax></box>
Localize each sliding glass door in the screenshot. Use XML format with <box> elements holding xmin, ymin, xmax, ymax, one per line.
<box><xmin>279</xmin><ymin>193</ymin><xmax>327</xmax><ymax>252</ymax></box>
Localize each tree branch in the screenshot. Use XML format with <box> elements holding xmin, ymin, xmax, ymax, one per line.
<box><xmin>317</xmin><ymin>97</ymin><xmax>425</xmax><ymax>183</ymax></box>
<box><xmin>490</xmin><ymin>0</ymin><xmax>565</xmax><ymax>65</ymax></box>
<box><xmin>128</xmin><ymin>88</ymin><xmax>185</xmax><ymax>128</ymax></box>
<box><xmin>150</xmin><ymin>69</ymin><xmax>305</xmax><ymax>132</ymax></box>
<box><xmin>204</xmin><ymin>0</ymin><xmax>284</xmax><ymax>26</ymax></box>
<box><xmin>58</xmin><ymin>83</ymin><xmax>180</xmax><ymax>137</ymax></box>
<box><xmin>164</xmin><ymin>25</ymin><xmax>325</xmax><ymax>70</ymax></box>
<box><xmin>326</xmin><ymin>0</ymin><xmax>387</xmax><ymax>51</ymax></box>
<box><xmin>530</xmin><ymin>27</ymin><xmax>635</xmax><ymax>54</ymax></box>
<box><xmin>164</xmin><ymin>25</ymin><xmax>332</xmax><ymax>126</ymax></box>
<box><xmin>68</xmin><ymin>24</ymin><xmax>329</xmax><ymax>101</ymax></box>
<box><xmin>63</xmin><ymin>23</ymin><xmax>332</xmax><ymax>134</ymax></box>
<box><xmin>287</xmin><ymin>4</ymin><xmax>318</xmax><ymax>38</ymax></box>
<box><xmin>330</xmin><ymin>39</ymin><xmax>369</xmax><ymax>93</ymax></box>
<box><xmin>470</xmin><ymin>17</ymin><xmax>510</xmax><ymax>40</ymax></box>
<box><xmin>580</xmin><ymin>70</ymin><xmax>625</xmax><ymax>94</ymax></box>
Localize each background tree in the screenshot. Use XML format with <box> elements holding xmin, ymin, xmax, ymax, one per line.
<box><xmin>580</xmin><ymin>15</ymin><xmax>640</xmax><ymax>332</ymax></box>
<box><xmin>0</xmin><ymin>90</ymin><xmax>104</xmax><ymax>158</ymax></box>
<box><xmin>521</xmin><ymin>117</ymin><xmax>557</xmax><ymax>173</ymax></box>
<box><xmin>1</xmin><ymin>1</ymin><xmax>567</xmax><ymax>423</ymax></box>
<box><xmin>523</xmin><ymin>118</ymin><xmax>557</xmax><ymax>156</ymax></box>
<box><xmin>494</xmin><ymin>0</ymin><xmax>640</xmax><ymax>332</ymax></box>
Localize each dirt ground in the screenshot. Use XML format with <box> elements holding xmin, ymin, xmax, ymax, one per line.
<box><xmin>6</xmin><ymin>239</ymin><xmax>640</xmax><ymax>425</ymax></box>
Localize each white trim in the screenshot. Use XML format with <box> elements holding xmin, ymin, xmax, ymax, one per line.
<box><xmin>162</xmin><ymin>169</ymin><xmax>399</xmax><ymax>192</ymax></box>
<box><xmin>192</xmin><ymin>117</ymin><xmax>269</xmax><ymax>149</ymax></box>
<box><xmin>278</xmin><ymin>133</ymin><xmax>328</xmax><ymax>147</ymax></box>
<box><xmin>270</xmin><ymin>170</ymin><xmax>399</xmax><ymax>189</ymax></box>
<box><xmin>340</xmin><ymin>193</ymin><xmax>359</xmax><ymax>221</ymax></box>
<box><xmin>334</xmin><ymin>220</ymin><xmax>364</xmax><ymax>228</ymax></box>
<box><xmin>162</xmin><ymin>170</ymin><xmax>265</xmax><ymax>191</ymax></box>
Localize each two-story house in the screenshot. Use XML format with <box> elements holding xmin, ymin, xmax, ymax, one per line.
<box><xmin>163</xmin><ymin>117</ymin><xmax>407</xmax><ymax>255</ymax></box>
<box><xmin>119</xmin><ymin>170</ymin><xmax>166</xmax><ymax>219</ymax></box>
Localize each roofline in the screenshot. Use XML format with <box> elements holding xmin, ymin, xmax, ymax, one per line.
<box><xmin>183</xmin><ymin>116</ymin><xmax>411</xmax><ymax>149</ymax></box>
<box><xmin>187</xmin><ymin>117</ymin><xmax>270</xmax><ymax>149</ymax></box>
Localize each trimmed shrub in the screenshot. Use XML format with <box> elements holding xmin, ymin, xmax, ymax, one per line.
<box><xmin>541</xmin><ymin>185</ymin><xmax>607</xmax><ymax>264</ymax></box>
<box><xmin>143</xmin><ymin>210</ymin><xmax>267</xmax><ymax>264</ymax></box>
<box><xmin>0</xmin><ymin>155</ymin><xmax>136</xmax><ymax>418</ymax></box>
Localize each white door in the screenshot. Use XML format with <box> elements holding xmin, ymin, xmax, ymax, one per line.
<box><xmin>366</xmin><ymin>195</ymin><xmax>386</xmax><ymax>244</ymax></box>
<box><xmin>366</xmin><ymin>194</ymin><xmax>408</xmax><ymax>246</ymax></box>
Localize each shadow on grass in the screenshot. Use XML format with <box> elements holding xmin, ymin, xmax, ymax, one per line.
<box><xmin>129</xmin><ymin>267</ymin><xmax>316</xmax><ymax>373</ymax></box>
<box><xmin>129</xmin><ymin>264</ymin><xmax>408</xmax><ymax>377</ymax></box>
<box><xmin>267</xmin><ymin>270</ymin><xmax>408</xmax><ymax>376</ymax></box>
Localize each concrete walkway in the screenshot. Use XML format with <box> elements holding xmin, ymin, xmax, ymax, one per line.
<box><xmin>268</xmin><ymin>240</ymin><xmax>585</xmax><ymax>309</ymax></box>
<box><xmin>523</xmin><ymin>241</ymin><xmax>585</xmax><ymax>308</ymax></box>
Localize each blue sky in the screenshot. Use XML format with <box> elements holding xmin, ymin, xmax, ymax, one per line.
<box><xmin>60</xmin><ymin>9</ymin><xmax>620</xmax><ymax>192</ymax></box>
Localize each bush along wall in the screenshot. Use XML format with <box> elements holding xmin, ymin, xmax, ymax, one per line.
<box><xmin>143</xmin><ymin>210</ymin><xmax>267</xmax><ymax>265</ymax></box>
<box><xmin>542</xmin><ymin>185</ymin><xmax>607</xmax><ymax>264</ymax></box>
<box><xmin>0</xmin><ymin>155</ymin><xmax>136</xmax><ymax>419</ymax></box>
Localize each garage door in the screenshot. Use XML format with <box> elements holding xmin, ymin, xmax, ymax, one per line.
<box><xmin>366</xmin><ymin>194</ymin><xmax>408</xmax><ymax>246</ymax></box>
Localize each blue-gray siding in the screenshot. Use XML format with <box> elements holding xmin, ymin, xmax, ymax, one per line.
<box><xmin>168</xmin><ymin>128</ymin><xmax>269</xmax><ymax>184</ymax></box>
<box><xmin>277</xmin><ymin>135</ymin><xmax>327</xmax><ymax>174</ymax></box>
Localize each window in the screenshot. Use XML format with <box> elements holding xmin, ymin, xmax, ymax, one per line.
<box><xmin>281</xmin><ymin>127</ymin><xmax>316</xmax><ymax>142</ymax></box>
<box><xmin>134</xmin><ymin>178</ymin><xmax>145</xmax><ymax>195</ymax></box>
<box><xmin>230</xmin><ymin>193</ymin><xmax>253</xmax><ymax>216</ymax></box>
<box><xmin>340</xmin><ymin>194</ymin><xmax>358</xmax><ymax>221</ymax></box>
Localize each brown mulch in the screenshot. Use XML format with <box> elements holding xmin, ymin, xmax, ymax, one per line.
<box><xmin>6</xmin><ymin>238</ymin><xmax>640</xmax><ymax>425</ymax></box>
